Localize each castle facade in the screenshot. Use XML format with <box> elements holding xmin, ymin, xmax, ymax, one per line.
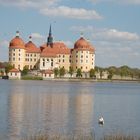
<box><xmin>9</xmin><ymin>26</ymin><xmax>95</xmax><ymax>72</ymax></box>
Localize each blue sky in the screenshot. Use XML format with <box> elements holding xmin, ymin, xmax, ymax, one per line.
<box><xmin>0</xmin><ymin>0</ymin><xmax>140</xmax><ymax>68</ymax></box>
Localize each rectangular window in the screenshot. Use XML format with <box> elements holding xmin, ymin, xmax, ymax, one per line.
<box><xmin>63</xmin><ymin>59</ymin><xmax>65</xmax><ymax>63</ymax></box>
<box><xmin>43</xmin><ymin>61</ymin><xmax>45</xmax><ymax>67</ymax></box>
<box><xmin>34</xmin><ymin>59</ymin><xmax>36</xmax><ymax>62</ymax></box>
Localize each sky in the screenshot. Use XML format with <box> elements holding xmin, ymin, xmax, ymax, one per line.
<box><xmin>0</xmin><ymin>0</ymin><xmax>140</xmax><ymax>68</ymax></box>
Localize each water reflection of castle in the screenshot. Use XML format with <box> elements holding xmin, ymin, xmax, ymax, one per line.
<box><xmin>8</xmin><ymin>84</ymin><xmax>94</xmax><ymax>139</ymax></box>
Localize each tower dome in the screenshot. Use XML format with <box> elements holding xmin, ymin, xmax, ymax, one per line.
<box><xmin>25</xmin><ymin>36</ymin><xmax>40</xmax><ymax>53</ymax></box>
<box><xmin>74</xmin><ymin>37</ymin><xmax>95</xmax><ymax>52</ymax></box>
<box><xmin>9</xmin><ymin>31</ymin><xmax>25</xmax><ymax>49</ymax></box>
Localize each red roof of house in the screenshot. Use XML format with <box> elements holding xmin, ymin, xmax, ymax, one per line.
<box><xmin>41</xmin><ymin>70</ymin><xmax>54</xmax><ymax>74</ymax></box>
<box><xmin>9</xmin><ymin>68</ymin><xmax>20</xmax><ymax>73</ymax></box>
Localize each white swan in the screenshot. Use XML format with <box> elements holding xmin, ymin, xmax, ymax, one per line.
<box><xmin>98</xmin><ymin>116</ymin><xmax>104</xmax><ymax>125</ymax></box>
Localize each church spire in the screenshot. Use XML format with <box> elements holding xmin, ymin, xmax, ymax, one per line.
<box><xmin>47</xmin><ymin>24</ymin><xmax>53</xmax><ymax>47</ymax></box>
<box><xmin>49</xmin><ymin>24</ymin><xmax>52</xmax><ymax>36</ymax></box>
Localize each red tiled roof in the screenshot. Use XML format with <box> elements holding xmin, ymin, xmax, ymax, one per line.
<box><xmin>40</xmin><ymin>42</ymin><xmax>70</xmax><ymax>57</ymax></box>
<box><xmin>74</xmin><ymin>37</ymin><xmax>95</xmax><ymax>52</ymax></box>
<box><xmin>9</xmin><ymin>68</ymin><xmax>20</xmax><ymax>73</ymax></box>
<box><xmin>9</xmin><ymin>37</ymin><xmax>25</xmax><ymax>49</ymax></box>
<box><xmin>41</xmin><ymin>70</ymin><xmax>54</xmax><ymax>74</ymax></box>
<box><xmin>25</xmin><ymin>41</ymin><xmax>41</xmax><ymax>53</ymax></box>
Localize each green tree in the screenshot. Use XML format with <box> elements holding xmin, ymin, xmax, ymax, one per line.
<box><xmin>59</xmin><ymin>67</ymin><xmax>65</xmax><ymax>77</ymax></box>
<box><xmin>5</xmin><ymin>63</ymin><xmax>13</xmax><ymax>75</ymax></box>
<box><xmin>0</xmin><ymin>70</ymin><xmax>4</xmax><ymax>76</ymax></box>
<box><xmin>89</xmin><ymin>68</ymin><xmax>95</xmax><ymax>78</ymax></box>
<box><xmin>100</xmin><ymin>70</ymin><xmax>103</xmax><ymax>79</ymax></box>
<box><xmin>119</xmin><ymin>65</ymin><xmax>130</xmax><ymax>79</ymax></box>
<box><xmin>129</xmin><ymin>71</ymin><xmax>134</xmax><ymax>80</ymax></box>
<box><xmin>69</xmin><ymin>66</ymin><xmax>74</xmax><ymax>77</ymax></box>
<box><xmin>22</xmin><ymin>65</ymin><xmax>29</xmax><ymax>76</ymax></box>
<box><xmin>54</xmin><ymin>68</ymin><xmax>59</xmax><ymax>77</ymax></box>
<box><xmin>76</xmin><ymin>68</ymin><xmax>82</xmax><ymax>78</ymax></box>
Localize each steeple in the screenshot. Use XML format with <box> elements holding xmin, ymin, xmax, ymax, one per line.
<box><xmin>49</xmin><ymin>24</ymin><xmax>52</xmax><ymax>36</ymax></box>
<box><xmin>47</xmin><ymin>24</ymin><xmax>53</xmax><ymax>47</ymax></box>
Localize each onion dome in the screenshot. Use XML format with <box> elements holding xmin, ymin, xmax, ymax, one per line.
<box><xmin>74</xmin><ymin>37</ymin><xmax>95</xmax><ymax>52</ymax></box>
<box><xmin>25</xmin><ymin>36</ymin><xmax>41</xmax><ymax>53</ymax></box>
<box><xmin>9</xmin><ymin>31</ymin><xmax>25</xmax><ymax>49</ymax></box>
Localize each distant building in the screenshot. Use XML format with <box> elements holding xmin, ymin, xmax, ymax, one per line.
<box><xmin>9</xmin><ymin>26</ymin><xmax>95</xmax><ymax>73</ymax></box>
<box><xmin>42</xmin><ymin>70</ymin><xmax>54</xmax><ymax>80</ymax></box>
<box><xmin>8</xmin><ymin>68</ymin><xmax>21</xmax><ymax>80</ymax></box>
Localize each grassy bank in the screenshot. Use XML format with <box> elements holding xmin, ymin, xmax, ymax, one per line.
<box><xmin>21</xmin><ymin>76</ymin><xmax>43</xmax><ymax>80</ymax></box>
<box><xmin>22</xmin><ymin>134</ymin><xmax>139</xmax><ymax>140</ymax></box>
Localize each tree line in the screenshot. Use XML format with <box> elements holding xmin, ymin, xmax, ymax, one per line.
<box><xmin>1</xmin><ymin>62</ymin><xmax>140</xmax><ymax>80</ymax></box>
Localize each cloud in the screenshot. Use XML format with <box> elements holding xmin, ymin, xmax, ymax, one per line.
<box><xmin>30</xmin><ymin>33</ymin><xmax>45</xmax><ymax>46</ymax></box>
<box><xmin>95</xmin><ymin>41</ymin><xmax>140</xmax><ymax>67</ymax></box>
<box><xmin>88</xmin><ymin>0</ymin><xmax>140</xmax><ymax>5</ymax></box>
<box><xmin>31</xmin><ymin>33</ymin><xmax>45</xmax><ymax>40</ymax></box>
<box><xmin>0</xmin><ymin>0</ymin><xmax>102</xmax><ymax>20</ymax></box>
<box><xmin>40</xmin><ymin>6</ymin><xmax>102</xmax><ymax>20</ymax></box>
<box><xmin>71</xmin><ymin>26</ymin><xmax>140</xmax><ymax>42</ymax></box>
<box><xmin>0</xmin><ymin>0</ymin><xmax>59</xmax><ymax>8</ymax></box>
<box><xmin>63</xmin><ymin>40</ymin><xmax>73</xmax><ymax>48</ymax></box>
<box><xmin>71</xmin><ymin>25</ymin><xmax>140</xmax><ymax>67</ymax></box>
<box><xmin>92</xmin><ymin>29</ymin><xmax>139</xmax><ymax>42</ymax></box>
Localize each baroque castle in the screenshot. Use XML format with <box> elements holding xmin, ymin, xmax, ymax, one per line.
<box><xmin>9</xmin><ymin>26</ymin><xmax>95</xmax><ymax>73</ymax></box>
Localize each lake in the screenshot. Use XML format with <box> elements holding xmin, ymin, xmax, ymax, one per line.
<box><xmin>0</xmin><ymin>79</ymin><xmax>140</xmax><ymax>139</ymax></box>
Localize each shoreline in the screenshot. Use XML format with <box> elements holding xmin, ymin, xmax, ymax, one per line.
<box><xmin>42</xmin><ymin>78</ymin><xmax>140</xmax><ymax>83</ymax></box>
<box><xmin>1</xmin><ymin>76</ymin><xmax>140</xmax><ymax>83</ymax></box>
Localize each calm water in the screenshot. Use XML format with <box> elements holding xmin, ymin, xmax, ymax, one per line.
<box><xmin>0</xmin><ymin>80</ymin><xmax>140</xmax><ymax>139</ymax></box>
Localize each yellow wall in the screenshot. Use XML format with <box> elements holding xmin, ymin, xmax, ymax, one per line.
<box><xmin>25</xmin><ymin>52</ymin><xmax>40</xmax><ymax>69</ymax></box>
<box><xmin>9</xmin><ymin>48</ymin><xmax>25</xmax><ymax>70</ymax></box>
<box><xmin>71</xmin><ymin>49</ymin><xmax>95</xmax><ymax>72</ymax></box>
